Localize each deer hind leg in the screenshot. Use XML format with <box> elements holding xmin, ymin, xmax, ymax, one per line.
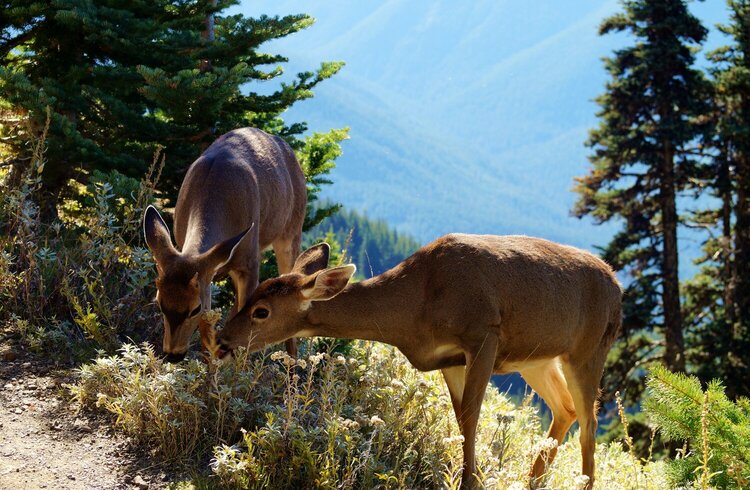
<box><xmin>458</xmin><ymin>334</ymin><xmax>499</xmax><ymax>489</ymax></box>
<box><xmin>561</xmin><ymin>351</ymin><xmax>607</xmax><ymax>490</ymax></box>
<box><xmin>520</xmin><ymin>359</ymin><xmax>577</xmax><ymax>486</ymax></box>
<box><xmin>273</xmin><ymin>236</ymin><xmax>301</xmax><ymax>357</ymax></box>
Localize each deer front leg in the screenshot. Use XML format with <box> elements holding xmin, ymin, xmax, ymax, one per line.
<box><xmin>442</xmin><ymin>365</ymin><xmax>466</xmax><ymax>424</ymax></box>
<box><xmin>273</xmin><ymin>237</ymin><xmax>301</xmax><ymax>357</ymax></box>
<box><xmin>459</xmin><ymin>333</ymin><xmax>499</xmax><ymax>489</ymax></box>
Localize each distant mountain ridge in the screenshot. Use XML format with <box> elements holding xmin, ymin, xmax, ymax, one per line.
<box><xmin>308</xmin><ymin>205</ymin><xmax>421</xmax><ymax>278</ymax></box>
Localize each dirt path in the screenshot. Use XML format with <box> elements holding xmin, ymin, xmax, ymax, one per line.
<box><xmin>0</xmin><ymin>355</ymin><xmax>168</xmax><ymax>489</ymax></box>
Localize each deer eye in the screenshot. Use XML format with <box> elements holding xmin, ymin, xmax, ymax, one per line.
<box><xmin>189</xmin><ymin>305</ymin><xmax>202</xmax><ymax>317</ymax></box>
<box><xmin>252</xmin><ymin>307</ymin><xmax>270</xmax><ymax>320</ymax></box>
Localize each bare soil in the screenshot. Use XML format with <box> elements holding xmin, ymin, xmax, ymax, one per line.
<box><xmin>0</xmin><ymin>348</ymin><xmax>171</xmax><ymax>490</ymax></box>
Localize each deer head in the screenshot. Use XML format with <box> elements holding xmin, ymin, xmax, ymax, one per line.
<box><xmin>143</xmin><ymin>205</ymin><xmax>253</xmax><ymax>361</ymax></box>
<box><xmin>217</xmin><ymin>243</ymin><xmax>356</xmax><ymax>356</ymax></box>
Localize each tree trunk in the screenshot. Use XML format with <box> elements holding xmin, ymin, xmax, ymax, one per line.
<box><xmin>719</xmin><ymin>149</ymin><xmax>736</xmax><ymax>332</ymax></box>
<box><xmin>199</xmin><ymin>0</ymin><xmax>217</xmax><ymax>73</ymax></box>
<box><xmin>197</xmin><ymin>0</ymin><xmax>217</xmax><ymax>151</ymax></box>
<box><xmin>660</xmin><ymin>140</ymin><xmax>684</xmax><ymax>372</ymax></box>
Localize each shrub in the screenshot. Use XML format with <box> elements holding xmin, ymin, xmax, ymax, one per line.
<box><xmin>645</xmin><ymin>364</ymin><xmax>750</xmax><ymax>488</ymax></box>
<box><xmin>0</xmin><ymin>116</ymin><xmax>162</xmax><ymax>358</ymax></box>
<box><xmin>71</xmin><ymin>341</ymin><xmax>668</xmax><ymax>489</ymax></box>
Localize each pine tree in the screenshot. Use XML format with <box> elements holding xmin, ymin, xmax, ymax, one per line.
<box><xmin>573</xmin><ymin>0</ymin><xmax>711</xmax><ymax>400</ymax></box>
<box><xmin>684</xmin><ymin>0</ymin><xmax>750</xmax><ymax>397</ymax></box>
<box><xmin>0</xmin><ymin>1</ymin><xmax>344</xmax><ymax>217</ymax></box>
<box><xmin>645</xmin><ymin>365</ymin><xmax>750</xmax><ymax>488</ymax></box>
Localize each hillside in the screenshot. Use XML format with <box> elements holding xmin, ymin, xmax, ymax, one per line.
<box><xmin>238</xmin><ymin>0</ymin><xmax>728</xmax><ymax>252</ymax></box>
<box><xmin>307</xmin><ymin>206</ymin><xmax>421</xmax><ymax>277</ymax></box>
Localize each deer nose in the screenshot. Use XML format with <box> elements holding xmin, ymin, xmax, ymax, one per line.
<box><xmin>163</xmin><ymin>352</ymin><xmax>186</xmax><ymax>363</ymax></box>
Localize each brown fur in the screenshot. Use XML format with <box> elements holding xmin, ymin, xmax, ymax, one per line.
<box><xmin>219</xmin><ymin>234</ymin><xmax>622</xmax><ymax>489</ymax></box>
<box><xmin>144</xmin><ymin>128</ymin><xmax>306</xmax><ymax>358</ymax></box>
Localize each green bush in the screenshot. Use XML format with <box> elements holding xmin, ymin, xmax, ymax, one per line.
<box><xmin>645</xmin><ymin>365</ymin><xmax>750</xmax><ymax>488</ymax></box>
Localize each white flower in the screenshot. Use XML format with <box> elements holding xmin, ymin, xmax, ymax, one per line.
<box><xmin>270</xmin><ymin>350</ymin><xmax>295</xmax><ymax>366</ymax></box>
<box><xmin>535</xmin><ymin>437</ymin><xmax>558</xmax><ymax>453</ymax></box>
<box><xmin>442</xmin><ymin>435</ymin><xmax>465</xmax><ymax>445</ymax></box>
<box><xmin>340</xmin><ymin>418</ymin><xmax>361</xmax><ymax>431</ymax></box>
<box><xmin>390</xmin><ymin>379</ymin><xmax>405</xmax><ymax>389</ymax></box>
<box><xmin>296</xmin><ymin>359</ymin><xmax>307</xmax><ymax>369</ymax></box>
<box><xmin>370</xmin><ymin>415</ymin><xmax>385</xmax><ymax>427</ymax></box>
<box><xmin>573</xmin><ymin>475</ymin><xmax>590</xmax><ymax>490</ymax></box>
<box><xmin>334</xmin><ymin>355</ymin><xmax>346</xmax><ymax>365</ymax></box>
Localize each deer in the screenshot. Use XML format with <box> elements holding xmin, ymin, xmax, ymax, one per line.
<box><xmin>143</xmin><ymin>127</ymin><xmax>307</xmax><ymax>363</ymax></box>
<box><xmin>216</xmin><ymin>233</ymin><xmax>622</xmax><ymax>489</ymax></box>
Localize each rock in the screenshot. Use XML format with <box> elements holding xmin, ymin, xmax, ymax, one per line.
<box><xmin>14</xmin><ymin>407</ymin><xmax>22</xmax><ymax>414</ymax></box>
<box><xmin>133</xmin><ymin>475</ymin><xmax>149</xmax><ymax>489</ymax></box>
<box><xmin>2</xmin><ymin>350</ymin><xmax>17</xmax><ymax>362</ymax></box>
<box><xmin>73</xmin><ymin>419</ymin><xmax>92</xmax><ymax>433</ymax></box>
<box><xmin>67</xmin><ymin>474</ymin><xmax>76</xmax><ymax>480</ymax></box>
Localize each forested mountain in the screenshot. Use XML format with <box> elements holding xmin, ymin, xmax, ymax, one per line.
<box><xmin>307</xmin><ymin>206</ymin><xmax>421</xmax><ymax>277</ymax></box>
<box><xmin>240</xmin><ymin>0</ymin><xmax>727</xmax><ymax>250</ymax></box>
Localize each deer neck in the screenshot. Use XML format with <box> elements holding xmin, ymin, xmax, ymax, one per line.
<box><xmin>305</xmin><ymin>273</ymin><xmax>417</xmax><ymax>349</ymax></box>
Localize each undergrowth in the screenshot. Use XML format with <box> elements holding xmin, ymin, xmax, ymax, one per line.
<box><xmin>0</xmin><ymin>113</ymin><xmax>162</xmax><ymax>360</ymax></box>
<box><xmin>70</xmin><ymin>341</ymin><xmax>668</xmax><ymax>489</ymax></box>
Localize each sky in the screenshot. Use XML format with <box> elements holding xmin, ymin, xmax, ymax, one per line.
<box><xmin>231</xmin><ymin>0</ymin><xmax>730</xmax><ymax>260</ymax></box>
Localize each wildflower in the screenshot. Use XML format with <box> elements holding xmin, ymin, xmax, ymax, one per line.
<box><xmin>202</xmin><ymin>309</ymin><xmax>222</xmax><ymax>326</ymax></box>
<box><xmin>340</xmin><ymin>418</ymin><xmax>361</xmax><ymax>431</ymax></box>
<box><xmin>334</xmin><ymin>355</ymin><xmax>346</xmax><ymax>365</ymax></box>
<box><xmin>442</xmin><ymin>435</ymin><xmax>465</xmax><ymax>445</ymax></box>
<box><xmin>370</xmin><ymin>415</ymin><xmax>385</xmax><ymax>427</ymax></box>
<box><xmin>390</xmin><ymin>379</ymin><xmax>405</xmax><ymax>389</ymax></box>
<box><xmin>573</xmin><ymin>475</ymin><xmax>590</xmax><ymax>490</ymax></box>
<box><xmin>270</xmin><ymin>350</ymin><xmax>295</xmax><ymax>366</ymax></box>
<box><xmin>309</xmin><ymin>352</ymin><xmax>325</xmax><ymax>366</ymax></box>
<box><xmin>535</xmin><ymin>437</ymin><xmax>558</xmax><ymax>453</ymax></box>
<box><xmin>296</xmin><ymin>359</ymin><xmax>307</xmax><ymax>369</ymax></box>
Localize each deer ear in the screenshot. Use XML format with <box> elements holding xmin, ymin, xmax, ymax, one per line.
<box><xmin>143</xmin><ymin>205</ymin><xmax>177</xmax><ymax>263</ymax></box>
<box><xmin>301</xmin><ymin>264</ymin><xmax>356</xmax><ymax>301</ymax></box>
<box><xmin>202</xmin><ymin>224</ymin><xmax>255</xmax><ymax>273</ymax></box>
<box><xmin>292</xmin><ymin>243</ymin><xmax>331</xmax><ymax>275</ymax></box>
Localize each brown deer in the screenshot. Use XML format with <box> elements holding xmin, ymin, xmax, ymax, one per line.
<box><xmin>217</xmin><ymin>234</ymin><xmax>622</xmax><ymax>489</ymax></box>
<box><xmin>143</xmin><ymin>127</ymin><xmax>306</xmax><ymax>362</ymax></box>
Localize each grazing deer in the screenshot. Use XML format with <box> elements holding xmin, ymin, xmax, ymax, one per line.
<box><xmin>143</xmin><ymin>128</ymin><xmax>306</xmax><ymax>362</ymax></box>
<box><xmin>217</xmin><ymin>234</ymin><xmax>622</xmax><ymax>489</ymax></box>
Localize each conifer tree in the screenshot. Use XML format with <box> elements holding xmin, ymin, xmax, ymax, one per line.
<box><xmin>645</xmin><ymin>365</ymin><xmax>750</xmax><ymax>488</ymax></box>
<box><xmin>685</xmin><ymin>0</ymin><xmax>750</xmax><ymax>397</ymax></box>
<box><xmin>573</xmin><ymin>0</ymin><xmax>710</xmax><ymax>399</ymax></box>
<box><xmin>0</xmin><ymin>1</ymin><xmax>343</xmax><ymax>218</ymax></box>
